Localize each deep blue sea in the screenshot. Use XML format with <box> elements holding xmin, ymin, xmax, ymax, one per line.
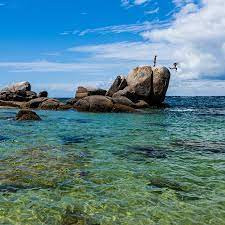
<box><xmin>0</xmin><ymin>97</ymin><xmax>225</xmax><ymax>225</ymax></box>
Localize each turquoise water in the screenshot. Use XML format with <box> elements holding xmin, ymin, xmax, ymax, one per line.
<box><xmin>0</xmin><ymin>97</ymin><xmax>225</xmax><ymax>225</ymax></box>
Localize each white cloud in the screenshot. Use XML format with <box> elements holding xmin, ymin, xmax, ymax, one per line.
<box><xmin>145</xmin><ymin>7</ymin><xmax>159</xmax><ymax>15</ymax></box>
<box><xmin>172</xmin><ymin>0</ymin><xmax>194</xmax><ymax>7</ymax></box>
<box><xmin>68</xmin><ymin>41</ymin><xmax>171</xmax><ymax>63</ymax></box>
<box><xmin>0</xmin><ymin>60</ymin><xmax>119</xmax><ymax>73</ymax></box>
<box><xmin>141</xmin><ymin>0</ymin><xmax>225</xmax><ymax>80</ymax></box>
<box><xmin>78</xmin><ymin>21</ymin><xmax>169</xmax><ymax>36</ymax></box>
<box><xmin>121</xmin><ymin>0</ymin><xmax>151</xmax><ymax>8</ymax></box>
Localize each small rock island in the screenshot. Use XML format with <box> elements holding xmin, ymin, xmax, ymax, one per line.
<box><xmin>0</xmin><ymin>66</ymin><xmax>170</xmax><ymax>113</ymax></box>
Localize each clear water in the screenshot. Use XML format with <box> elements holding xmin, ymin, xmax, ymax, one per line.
<box><xmin>0</xmin><ymin>97</ymin><xmax>225</xmax><ymax>225</ymax></box>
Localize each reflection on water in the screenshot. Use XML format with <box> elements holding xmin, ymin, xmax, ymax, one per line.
<box><xmin>0</xmin><ymin>97</ymin><xmax>225</xmax><ymax>225</ymax></box>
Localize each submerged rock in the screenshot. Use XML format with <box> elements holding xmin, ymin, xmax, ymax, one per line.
<box><xmin>61</xmin><ymin>135</ymin><xmax>87</xmax><ymax>145</ymax></box>
<box><xmin>130</xmin><ymin>146</ymin><xmax>167</xmax><ymax>159</ymax></box>
<box><xmin>16</xmin><ymin>110</ymin><xmax>41</xmax><ymax>121</ymax></box>
<box><xmin>148</xmin><ymin>177</ymin><xmax>186</xmax><ymax>192</ymax></box>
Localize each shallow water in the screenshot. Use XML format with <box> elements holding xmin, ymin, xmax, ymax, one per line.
<box><xmin>0</xmin><ymin>96</ymin><xmax>225</xmax><ymax>225</ymax></box>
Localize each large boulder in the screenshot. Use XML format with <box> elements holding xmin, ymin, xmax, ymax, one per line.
<box><xmin>151</xmin><ymin>67</ymin><xmax>171</xmax><ymax>103</ymax></box>
<box><xmin>75</xmin><ymin>95</ymin><xmax>114</xmax><ymax>112</ymax></box>
<box><xmin>75</xmin><ymin>86</ymin><xmax>107</xmax><ymax>100</ymax></box>
<box><xmin>23</xmin><ymin>97</ymin><xmax>69</xmax><ymax>110</ymax></box>
<box><xmin>112</xmin><ymin>96</ymin><xmax>135</xmax><ymax>107</ymax></box>
<box><xmin>38</xmin><ymin>91</ymin><xmax>48</xmax><ymax>98</ymax></box>
<box><xmin>16</xmin><ymin>110</ymin><xmax>41</xmax><ymax>121</ymax></box>
<box><xmin>112</xmin><ymin>86</ymin><xmax>138</xmax><ymax>102</ymax></box>
<box><xmin>39</xmin><ymin>99</ymin><xmax>61</xmax><ymax>110</ymax></box>
<box><xmin>24</xmin><ymin>97</ymin><xmax>48</xmax><ymax>108</ymax></box>
<box><xmin>114</xmin><ymin>66</ymin><xmax>170</xmax><ymax>105</ymax></box>
<box><xmin>2</xmin><ymin>81</ymin><xmax>31</xmax><ymax>92</ymax></box>
<box><xmin>106</xmin><ymin>76</ymin><xmax>127</xmax><ymax>97</ymax></box>
<box><xmin>0</xmin><ymin>82</ymin><xmax>37</xmax><ymax>102</ymax></box>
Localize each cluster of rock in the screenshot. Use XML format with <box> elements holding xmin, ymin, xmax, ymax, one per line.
<box><xmin>0</xmin><ymin>81</ymin><xmax>70</xmax><ymax>110</ymax></box>
<box><xmin>70</xmin><ymin>66</ymin><xmax>170</xmax><ymax>113</ymax></box>
<box><xmin>0</xmin><ymin>65</ymin><xmax>170</xmax><ymax>114</ymax></box>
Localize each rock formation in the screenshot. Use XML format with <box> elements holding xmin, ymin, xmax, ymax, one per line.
<box><xmin>73</xmin><ymin>66</ymin><xmax>170</xmax><ymax>113</ymax></box>
<box><xmin>116</xmin><ymin>66</ymin><xmax>170</xmax><ymax>104</ymax></box>
<box><xmin>0</xmin><ymin>81</ymin><xmax>37</xmax><ymax>102</ymax></box>
<box><xmin>0</xmin><ymin>65</ymin><xmax>170</xmax><ymax>113</ymax></box>
<box><xmin>0</xmin><ymin>82</ymin><xmax>71</xmax><ymax>110</ymax></box>
<box><xmin>16</xmin><ymin>110</ymin><xmax>41</xmax><ymax>121</ymax></box>
<box><xmin>74</xmin><ymin>95</ymin><xmax>139</xmax><ymax>113</ymax></box>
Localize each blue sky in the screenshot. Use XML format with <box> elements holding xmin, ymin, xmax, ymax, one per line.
<box><xmin>0</xmin><ymin>0</ymin><xmax>225</xmax><ymax>97</ymax></box>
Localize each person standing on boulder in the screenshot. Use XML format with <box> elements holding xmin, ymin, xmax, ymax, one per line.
<box><xmin>153</xmin><ymin>55</ymin><xmax>157</xmax><ymax>67</ymax></box>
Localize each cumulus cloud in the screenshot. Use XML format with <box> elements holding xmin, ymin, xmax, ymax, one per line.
<box><xmin>141</xmin><ymin>0</ymin><xmax>225</xmax><ymax>80</ymax></box>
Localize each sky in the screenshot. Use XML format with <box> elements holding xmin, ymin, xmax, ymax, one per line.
<box><xmin>0</xmin><ymin>0</ymin><xmax>225</xmax><ymax>97</ymax></box>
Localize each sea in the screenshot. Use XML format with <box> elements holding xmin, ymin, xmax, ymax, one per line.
<box><xmin>0</xmin><ymin>96</ymin><xmax>225</xmax><ymax>225</ymax></box>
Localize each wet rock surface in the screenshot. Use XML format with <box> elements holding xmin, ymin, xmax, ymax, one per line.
<box><xmin>16</xmin><ymin>110</ymin><xmax>41</xmax><ymax>121</ymax></box>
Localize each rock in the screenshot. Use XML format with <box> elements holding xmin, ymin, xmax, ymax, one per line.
<box><xmin>112</xmin><ymin>96</ymin><xmax>135</xmax><ymax>107</ymax></box>
<box><xmin>16</xmin><ymin>110</ymin><xmax>41</xmax><ymax>121</ymax></box>
<box><xmin>148</xmin><ymin>177</ymin><xmax>186</xmax><ymax>192</ymax></box>
<box><xmin>2</xmin><ymin>81</ymin><xmax>31</xmax><ymax>92</ymax></box>
<box><xmin>75</xmin><ymin>87</ymin><xmax>89</xmax><ymax>99</ymax></box>
<box><xmin>66</xmin><ymin>98</ymin><xmax>78</xmax><ymax>105</ymax></box>
<box><xmin>39</xmin><ymin>99</ymin><xmax>61</xmax><ymax>110</ymax></box>
<box><xmin>75</xmin><ymin>86</ymin><xmax>107</xmax><ymax>100</ymax></box>
<box><xmin>88</xmin><ymin>88</ymin><xmax>107</xmax><ymax>96</ymax></box>
<box><xmin>112</xmin><ymin>104</ymin><xmax>137</xmax><ymax>113</ymax></box>
<box><xmin>75</xmin><ymin>95</ymin><xmax>113</xmax><ymax>112</ymax></box>
<box><xmin>106</xmin><ymin>76</ymin><xmax>128</xmax><ymax>97</ymax></box>
<box><xmin>38</xmin><ymin>91</ymin><xmax>48</xmax><ymax>98</ymax></box>
<box><xmin>24</xmin><ymin>97</ymin><xmax>48</xmax><ymax>108</ymax></box>
<box><xmin>135</xmin><ymin>100</ymin><xmax>150</xmax><ymax>109</ymax></box>
<box><xmin>151</xmin><ymin>67</ymin><xmax>171</xmax><ymax>103</ymax></box>
<box><xmin>25</xmin><ymin>91</ymin><xmax>37</xmax><ymax>100</ymax></box>
<box><xmin>58</xmin><ymin>104</ymin><xmax>73</xmax><ymax>110</ymax></box>
<box><xmin>112</xmin><ymin>86</ymin><xmax>138</xmax><ymax>102</ymax></box>
<box><xmin>0</xmin><ymin>82</ymin><xmax>37</xmax><ymax>102</ymax></box>
<box><xmin>126</xmin><ymin>66</ymin><xmax>170</xmax><ymax>104</ymax></box>
<box><xmin>0</xmin><ymin>100</ymin><xmax>23</xmax><ymax>108</ymax></box>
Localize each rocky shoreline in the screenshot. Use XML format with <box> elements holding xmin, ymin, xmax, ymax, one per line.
<box><xmin>0</xmin><ymin>65</ymin><xmax>170</xmax><ymax>114</ymax></box>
